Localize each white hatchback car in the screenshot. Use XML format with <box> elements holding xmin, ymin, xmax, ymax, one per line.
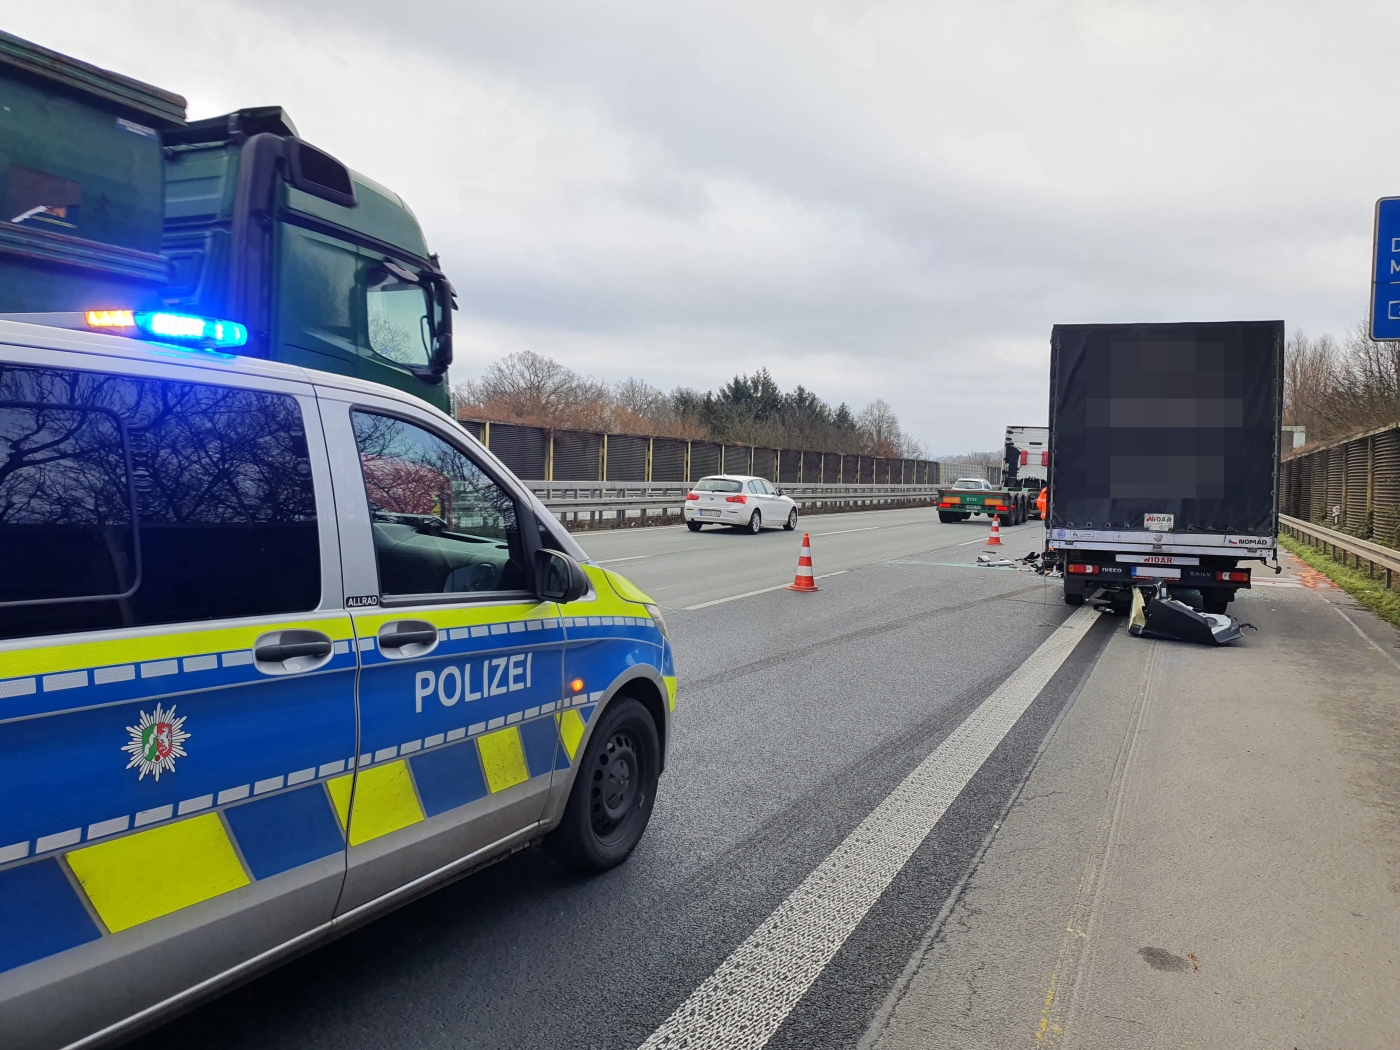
<box><xmin>684</xmin><ymin>475</ymin><xmax>799</xmax><ymax>533</ymax></box>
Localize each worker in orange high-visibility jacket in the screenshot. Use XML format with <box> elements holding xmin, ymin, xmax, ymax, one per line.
<box><xmin>1037</xmin><ymin>486</ymin><xmax>1048</xmax><ymax>520</ymax></box>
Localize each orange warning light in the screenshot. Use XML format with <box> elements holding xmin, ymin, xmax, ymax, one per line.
<box><xmin>570</xmin><ymin>678</ymin><xmax>585</xmax><ymax>693</ymax></box>
<box><xmin>85</xmin><ymin>310</ymin><xmax>135</xmax><ymax>328</ymax></box>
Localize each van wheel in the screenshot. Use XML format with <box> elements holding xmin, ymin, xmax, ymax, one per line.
<box><xmin>545</xmin><ymin>697</ymin><xmax>660</xmax><ymax>871</ymax></box>
<box><xmin>747</xmin><ymin>511</ymin><xmax>762</xmax><ymax>534</ymax></box>
<box><xmin>687</xmin><ymin>521</ymin><xmax>702</xmax><ymax>532</ymax></box>
<box><xmin>784</xmin><ymin>508</ymin><xmax>798</xmax><ymax>531</ymax></box>
<box><xmin>1202</xmin><ymin>591</ymin><xmax>1231</xmax><ymax>614</ymax></box>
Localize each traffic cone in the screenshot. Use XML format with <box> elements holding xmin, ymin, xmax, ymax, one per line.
<box><xmin>788</xmin><ymin>532</ymin><xmax>819</xmax><ymax>591</ymax></box>
<box><xmin>986</xmin><ymin>516</ymin><xmax>1002</xmax><ymax>546</ymax></box>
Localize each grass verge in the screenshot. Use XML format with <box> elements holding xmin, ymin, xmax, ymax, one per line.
<box><xmin>1279</xmin><ymin>533</ymin><xmax>1400</xmax><ymax>631</ymax></box>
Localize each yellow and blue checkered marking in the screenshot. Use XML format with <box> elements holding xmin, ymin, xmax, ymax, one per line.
<box><xmin>0</xmin><ymin>566</ymin><xmax>669</xmax><ymax>976</ymax></box>
<box><xmin>0</xmin><ymin>696</ymin><xmax>594</xmax><ymax>974</ymax></box>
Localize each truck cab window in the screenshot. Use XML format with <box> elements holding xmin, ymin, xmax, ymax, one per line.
<box><xmin>365</xmin><ymin>266</ymin><xmax>431</xmax><ymax>369</ymax></box>
<box><xmin>351</xmin><ymin>411</ymin><xmax>527</xmax><ymax>600</ymax></box>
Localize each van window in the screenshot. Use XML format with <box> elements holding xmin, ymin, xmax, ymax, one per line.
<box><xmin>351</xmin><ymin>411</ymin><xmax>528</xmax><ymax>600</ymax></box>
<box><xmin>0</xmin><ymin>403</ymin><xmax>138</xmax><ymax>606</ymax></box>
<box><xmin>0</xmin><ymin>367</ymin><xmax>320</xmax><ymax>642</ymax></box>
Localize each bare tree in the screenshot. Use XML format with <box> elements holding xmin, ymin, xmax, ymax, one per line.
<box><xmin>856</xmin><ymin>399</ymin><xmax>903</xmax><ymax>457</ymax></box>
<box><xmin>1285</xmin><ymin>323</ymin><xmax>1400</xmax><ymax>445</ymax></box>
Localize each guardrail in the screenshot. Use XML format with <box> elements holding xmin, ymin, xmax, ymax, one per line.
<box><xmin>1280</xmin><ymin>514</ymin><xmax>1400</xmax><ymax>588</ymax></box>
<box><xmin>527</xmin><ymin>481</ymin><xmax>944</xmax><ymax>526</ymax></box>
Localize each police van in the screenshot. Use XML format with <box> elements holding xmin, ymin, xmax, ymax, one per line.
<box><xmin>0</xmin><ymin>316</ymin><xmax>676</xmax><ymax>1049</ymax></box>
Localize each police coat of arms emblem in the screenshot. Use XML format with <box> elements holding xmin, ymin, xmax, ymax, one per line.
<box><xmin>122</xmin><ymin>703</ymin><xmax>190</xmax><ymax>781</ymax></box>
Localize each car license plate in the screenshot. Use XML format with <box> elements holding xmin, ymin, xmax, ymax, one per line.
<box><xmin>699</xmin><ymin>509</ymin><xmax>720</xmax><ymax>516</ymax></box>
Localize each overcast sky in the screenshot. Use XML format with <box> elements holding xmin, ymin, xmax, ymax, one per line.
<box><xmin>11</xmin><ymin>1</ymin><xmax>1396</xmax><ymax>452</ymax></box>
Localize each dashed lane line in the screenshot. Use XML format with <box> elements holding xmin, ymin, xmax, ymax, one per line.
<box><xmin>677</xmin><ymin>534</ymin><xmax>1033</xmax><ymax>611</ymax></box>
<box><xmin>683</xmin><ymin>584</ymin><xmax>792</xmax><ymax>610</ymax></box>
<box><xmin>595</xmin><ymin>555</ymin><xmax>652</xmax><ymax>564</ymax></box>
<box><xmin>636</xmin><ymin>604</ymin><xmax>1101</xmax><ymax>1050</ymax></box>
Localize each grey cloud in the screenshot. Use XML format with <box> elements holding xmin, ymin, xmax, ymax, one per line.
<box><xmin>10</xmin><ymin>0</ymin><xmax>1396</xmax><ymax>448</ymax></box>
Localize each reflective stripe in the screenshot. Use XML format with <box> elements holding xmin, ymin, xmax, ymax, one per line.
<box><xmin>557</xmin><ymin>709</ymin><xmax>586</xmax><ymax>761</ymax></box>
<box><xmin>347</xmin><ymin>603</ymin><xmax>561</xmax><ymax>637</ymax></box>
<box><xmin>0</xmin><ymin>614</ymin><xmax>355</xmax><ymax>680</ymax></box>
<box><xmin>66</xmin><ymin>813</ymin><xmax>250</xmax><ymax>933</ymax></box>
<box><xmin>664</xmin><ymin>675</ymin><xmax>678</xmax><ymax>712</ymax></box>
<box><xmin>327</xmin><ymin>762</ymin><xmax>423</xmax><ymax>847</ymax></box>
<box><xmin>476</xmin><ymin>727</ymin><xmax>530</xmax><ymax>793</ymax></box>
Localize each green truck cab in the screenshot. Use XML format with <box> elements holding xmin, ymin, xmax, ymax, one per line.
<box><xmin>0</xmin><ymin>31</ymin><xmax>453</xmax><ymax>411</ymax></box>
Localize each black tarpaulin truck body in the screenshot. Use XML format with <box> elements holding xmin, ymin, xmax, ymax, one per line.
<box><xmin>1046</xmin><ymin>321</ymin><xmax>1283</xmax><ymax>611</ymax></box>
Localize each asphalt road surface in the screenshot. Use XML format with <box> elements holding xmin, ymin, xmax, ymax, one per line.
<box><xmin>125</xmin><ymin>508</ymin><xmax>1112</xmax><ymax>1050</ymax></box>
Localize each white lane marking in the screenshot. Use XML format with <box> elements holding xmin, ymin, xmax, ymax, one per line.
<box><xmin>811</xmin><ymin>525</ymin><xmax>882</xmax><ymax>536</ymax></box>
<box><xmin>816</xmin><ymin>570</ymin><xmax>848</xmax><ymax>579</ymax></box>
<box><xmin>596</xmin><ymin>555</ymin><xmax>653</xmax><ymax>564</ymax></box>
<box><xmin>1327</xmin><ymin>601</ymin><xmax>1400</xmax><ymax>672</ymax></box>
<box><xmin>684</xmin><ymin>583</ymin><xmax>791</xmax><ymax>610</ymax></box>
<box><xmin>637</xmin><ymin>604</ymin><xmax>1100</xmax><ymax>1050</ymax></box>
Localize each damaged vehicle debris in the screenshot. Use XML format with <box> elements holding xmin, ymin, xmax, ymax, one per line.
<box><xmin>1126</xmin><ymin>585</ymin><xmax>1254</xmax><ymax>645</ymax></box>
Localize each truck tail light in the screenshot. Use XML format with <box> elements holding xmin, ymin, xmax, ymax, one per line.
<box><xmin>1067</xmin><ymin>563</ymin><xmax>1099</xmax><ymax>574</ymax></box>
<box><xmin>1216</xmin><ymin>571</ymin><xmax>1250</xmax><ymax>583</ymax></box>
<box><xmin>685</xmin><ymin>492</ymin><xmax>699</xmax><ymax>500</ymax></box>
<box><xmin>1020</xmin><ymin>450</ymin><xmax>1029</xmax><ymax>466</ymax></box>
<box><xmin>725</xmin><ymin>494</ymin><xmax>747</xmax><ymax>504</ymax></box>
<box><xmin>1041</xmin><ymin>451</ymin><xmax>1050</xmax><ymax>467</ymax></box>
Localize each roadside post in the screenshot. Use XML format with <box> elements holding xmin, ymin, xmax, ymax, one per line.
<box><xmin>1371</xmin><ymin>197</ymin><xmax>1400</xmax><ymax>340</ymax></box>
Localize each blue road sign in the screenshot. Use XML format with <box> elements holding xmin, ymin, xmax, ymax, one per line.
<box><xmin>1372</xmin><ymin>197</ymin><xmax>1400</xmax><ymax>340</ymax></box>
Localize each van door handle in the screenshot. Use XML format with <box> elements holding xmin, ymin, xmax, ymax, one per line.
<box><xmin>376</xmin><ymin>620</ymin><xmax>440</xmax><ymax>658</ymax></box>
<box><xmin>255</xmin><ymin>639</ymin><xmax>332</xmax><ymax>662</ymax></box>
<box><xmin>253</xmin><ymin>629</ymin><xmax>335</xmax><ymax>675</ymax></box>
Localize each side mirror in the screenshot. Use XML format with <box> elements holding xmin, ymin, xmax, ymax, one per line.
<box><xmin>535</xmin><ymin>549</ymin><xmax>590</xmax><ymax>604</ymax></box>
<box><xmin>776</xmin><ymin>488</ymin><xmax>785</xmax><ymax>496</ymax></box>
<box><xmin>428</xmin><ymin>272</ymin><xmax>455</xmax><ymax>376</ymax></box>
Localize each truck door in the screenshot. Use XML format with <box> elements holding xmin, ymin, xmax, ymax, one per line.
<box><xmin>317</xmin><ymin>391</ymin><xmax>564</xmax><ymax>913</ymax></box>
<box><xmin>0</xmin><ymin>357</ymin><xmax>355</xmax><ymax>1045</ymax></box>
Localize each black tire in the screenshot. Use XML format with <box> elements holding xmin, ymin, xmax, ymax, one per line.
<box><xmin>784</xmin><ymin>508</ymin><xmax>798</xmax><ymax>531</ymax></box>
<box><xmin>938</xmin><ymin>511</ymin><xmax>958</xmax><ymax>523</ymax></box>
<box><xmin>1064</xmin><ymin>591</ymin><xmax>1085</xmax><ymax>606</ymax></box>
<box><xmin>998</xmin><ymin>513</ymin><xmax>1012</xmax><ymax>527</ymax></box>
<box><xmin>1202</xmin><ymin>591</ymin><xmax>1231</xmax><ymax>614</ymax></box>
<box><xmin>687</xmin><ymin>520</ymin><xmax>702</xmax><ymax>532</ymax></box>
<box><xmin>544</xmin><ymin>696</ymin><xmax>660</xmax><ymax>871</ymax></box>
<box><xmin>747</xmin><ymin>510</ymin><xmax>762</xmax><ymax>534</ymax></box>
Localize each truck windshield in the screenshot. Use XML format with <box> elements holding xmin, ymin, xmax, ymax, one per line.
<box><xmin>366</xmin><ymin>267</ymin><xmax>431</xmax><ymax>368</ymax></box>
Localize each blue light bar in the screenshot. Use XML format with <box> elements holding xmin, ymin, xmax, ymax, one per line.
<box><xmin>133</xmin><ymin>311</ymin><xmax>247</xmax><ymax>349</ymax></box>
